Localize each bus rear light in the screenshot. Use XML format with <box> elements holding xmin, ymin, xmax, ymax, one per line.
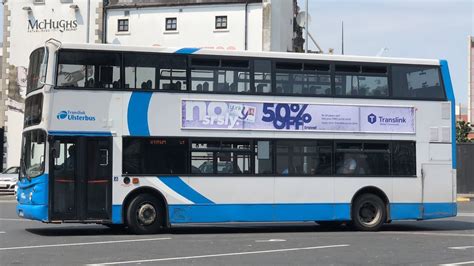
<box><xmin>132</xmin><ymin>178</ymin><xmax>139</xmax><ymax>184</ymax></box>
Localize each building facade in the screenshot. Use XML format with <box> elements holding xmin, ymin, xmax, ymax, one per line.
<box><xmin>1</xmin><ymin>0</ymin><xmax>301</xmax><ymax>169</ymax></box>
<box><xmin>1</xmin><ymin>0</ymin><xmax>105</xmax><ymax>169</ymax></box>
<box><xmin>105</xmin><ymin>0</ymin><xmax>300</xmax><ymax>52</ymax></box>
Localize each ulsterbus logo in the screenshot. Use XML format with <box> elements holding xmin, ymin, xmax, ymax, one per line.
<box><xmin>368</xmin><ymin>113</ymin><xmax>377</xmax><ymax>124</ymax></box>
<box><xmin>56</xmin><ymin>110</ymin><xmax>96</xmax><ymax>121</ymax></box>
<box><xmin>57</xmin><ymin>111</ymin><xmax>68</xmax><ymax>120</ymax></box>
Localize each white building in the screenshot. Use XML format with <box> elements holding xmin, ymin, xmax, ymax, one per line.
<box><xmin>1</xmin><ymin>0</ymin><xmax>301</xmax><ymax>169</ymax></box>
<box><xmin>1</xmin><ymin>0</ymin><xmax>104</xmax><ymax>169</ymax></box>
<box><xmin>105</xmin><ymin>0</ymin><xmax>301</xmax><ymax>52</ymax></box>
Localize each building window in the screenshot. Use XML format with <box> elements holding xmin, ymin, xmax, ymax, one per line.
<box><xmin>215</xmin><ymin>16</ymin><xmax>227</xmax><ymax>29</ymax></box>
<box><xmin>117</xmin><ymin>19</ymin><xmax>129</xmax><ymax>32</ymax></box>
<box><xmin>166</xmin><ymin>18</ymin><xmax>177</xmax><ymax>31</ymax></box>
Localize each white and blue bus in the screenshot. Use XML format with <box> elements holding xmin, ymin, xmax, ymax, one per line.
<box><xmin>17</xmin><ymin>39</ymin><xmax>457</xmax><ymax>233</ymax></box>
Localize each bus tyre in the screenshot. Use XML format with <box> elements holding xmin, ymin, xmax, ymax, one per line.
<box><xmin>351</xmin><ymin>194</ymin><xmax>386</xmax><ymax>231</ymax></box>
<box><xmin>126</xmin><ymin>194</ymin><xmax>164</xmax><ymax>235</ymax></box>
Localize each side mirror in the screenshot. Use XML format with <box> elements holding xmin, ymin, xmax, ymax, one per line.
<box><xmin>52</xmin><ymin>140</ymin><xmax>61</xmax><ymax>159</ymax></box>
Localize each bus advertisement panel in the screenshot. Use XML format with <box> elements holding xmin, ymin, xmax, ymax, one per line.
<box><xmin>182</xmin><ymin>100</ymin><xmax>415</xmax><ymax>133</ymax></box>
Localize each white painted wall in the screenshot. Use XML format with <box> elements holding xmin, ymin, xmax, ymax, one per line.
<box><xmin>106</xmin><ymin>1</ymin><xmax>294</xmax><ymax>52</ymax></box>
<box><xmin>270</xmin><ymin>0</ymin><xmax>294</xmax><ymax>52</ymax></box>
<box><xmin>107</xmin><ymin>3</ymin><xmax>262</xmax><ymax>51</ymax></box>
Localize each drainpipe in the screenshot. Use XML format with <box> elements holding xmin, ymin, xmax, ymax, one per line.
<box><xmin>103</xmin><ymin>0</ymin><xmax>108</xmax><ymax>43</ymax></box>
<box><xmin>244</xmin><ymin>0</ymin><xmax>249</xmax><ymax>50</ymax></box>
<box><xmin>86</xmin><ymin>0</ymin><xmax>90</xmax><ymax>43</ymax></box>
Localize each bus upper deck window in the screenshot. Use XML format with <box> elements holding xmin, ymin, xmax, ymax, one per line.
<box><xmin>391</xmin><ymin>65</ymin><xmax>445</xmax><ymax>100</ymax></box>
<box><xmin>27</xmin><ymin>48</ymin><xmax>47</xmax><ymax>94</ymax></box>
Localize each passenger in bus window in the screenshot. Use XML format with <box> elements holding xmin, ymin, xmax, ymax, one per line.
<box><xmin>338</xmin><ymin>154</ymin><xmax>357</xmax><ymax>174</ymax></box>
<box><xmin>175</xmin><ymin>81</ymin><xmax>182</xmax><ymax>90</ymax></box>
<box><xmin>112</xmin><ymin>81</ymin><xmax>119</xmax><ymax>89</ymax></box>
<box><xmin>196</xmin><ymin>84</ymin><xmax>203</xmax><ymax>92</ymax></box>
<box><xmin>230</xmin><ymin>83</ymin><xmax>237</xmax><ymax>92</ymax></box>
<box><xmin>203</xmin><ymin>82</ymin><xmax>210</xmax><ymax>92</ymax></box>
<box><xmin>85</xmin><ymin>78</ymin><xmax>95</xmax><ymax>88</ymax></box>
<box><xmin>65</xmin><ymin>145</ymin><xmax>75</xmax><ymax>170</ymax></box>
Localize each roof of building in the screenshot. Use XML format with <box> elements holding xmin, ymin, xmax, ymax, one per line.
<box><xmin>106</xmin><ymin>0</ymin><xmax>262</xmax><ymax>9</ymax></box>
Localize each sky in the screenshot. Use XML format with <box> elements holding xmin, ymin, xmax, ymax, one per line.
<box><xmin>297</xmin><ymin>0</ymin><xmax>473</xmax><ymax>106</ymax></box>
<box><xmin>0</xmin><ymin>1</ymin><xmax>472</xmax><ymax>104</ymax></box>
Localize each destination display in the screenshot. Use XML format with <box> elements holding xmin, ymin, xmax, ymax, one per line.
<box><xmin>181</xmin><ymin>100</ymin><xmax>415</xmax><ymax>134</ymax></box>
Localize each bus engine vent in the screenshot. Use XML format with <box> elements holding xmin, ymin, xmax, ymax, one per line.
<box><xmin>430</xmin><ymin>127</ymin><xmax>439</xmax><ymax>142</ymax></box>
<box><xmin>441</xmin><ymin>102</ymin><xmax>451</xmax><ymax>120</ymax></box>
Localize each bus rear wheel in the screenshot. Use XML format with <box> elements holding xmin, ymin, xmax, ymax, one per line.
<box><xmin>126</xmin><ymin>194</ymin><xmax>164</xmax><ymax>235</ymax></box>
<box><xmin>351</xmin><ymin>193</ymin><xmax>386</xmax><ymax>231</ymax></box>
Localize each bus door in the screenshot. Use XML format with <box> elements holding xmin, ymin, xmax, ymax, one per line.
<box><xmin>50</xmin><ymin>136</ymin><xmax>112</xmax><ymax>221</ymax></box>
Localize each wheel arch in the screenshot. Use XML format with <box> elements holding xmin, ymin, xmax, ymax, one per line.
<box><xmin>122</xmin><ymin>186</ymin><xmax>170</xmax><ymax>228</ymax></box>
<box><xmin>351</xmin><ymin>186</ymin><xmax>391</xmax><ymax>222</ymax></box>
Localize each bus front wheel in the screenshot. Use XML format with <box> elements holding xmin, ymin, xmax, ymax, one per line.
<box><xmin>351</xmin><ymin>193</ymin><xmax>386</xmax><ymax>231</ymax></box>
<box><xmin>126</xmin><ymin>194</ymin><xmax>164</xmax><ymax>234</ymax></box>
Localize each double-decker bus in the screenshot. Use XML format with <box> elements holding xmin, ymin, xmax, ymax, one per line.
<box><xmin>17</xmin><ymin>39</ymin><xmax>456</xmax><ymax>234</ymax></box>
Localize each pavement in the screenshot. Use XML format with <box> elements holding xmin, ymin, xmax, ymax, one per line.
<box><xmin>0</xmin><ymin>194</ymin><xmax>473</xmax><ymax>265</ymax></box>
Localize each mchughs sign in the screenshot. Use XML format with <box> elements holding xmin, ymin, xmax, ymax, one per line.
<box><xmin>28</xmin><ymin>19</ymin><xmax>78</xmax><ymax>33</ymax></box>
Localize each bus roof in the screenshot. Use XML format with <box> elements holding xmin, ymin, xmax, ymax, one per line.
<box><xmin>55</xmin><ymin>42</ymin><xmax>440</xmax><ymax>66</ymax></box>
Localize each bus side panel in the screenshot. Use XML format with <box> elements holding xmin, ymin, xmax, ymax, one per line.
<box><xmin>274</xmin><ymin>177</ymin><xmax>339</xmax><ymax>221</ymax></box>
<box><xmin>177</xmin><ymin>176</ymin><xmax>275</xmax><ymax>223</ymax></box>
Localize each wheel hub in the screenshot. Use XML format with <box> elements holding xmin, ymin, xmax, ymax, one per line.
<box><xmin>359</xmin><ymin>202</ymin><xmax>380</xmax><ymax>225</ymax></box>
<box><xmin>137</xmin><ymin>203</ymin><xmax>157</xmax><ymax>225</ymax></box>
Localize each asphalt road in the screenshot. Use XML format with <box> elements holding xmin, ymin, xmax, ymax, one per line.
<box><xmin>1</xmin><ymin>195</ymin><xmax>473</xmax><ymax>266</ymax></box>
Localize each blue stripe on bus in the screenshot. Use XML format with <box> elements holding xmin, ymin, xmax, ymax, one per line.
<box><xmin>440</xmin><ymin>60</ymin><xmax>456</xmax><ymax>169</ymax></box>
<box><xmin>158</xmin><ymin>176</ymin><xmax>214</xmax><ymax>204</ymax></box>
<box><xmin>166</xmin><ymin>202</ymin><xmax>456</xmax><ymax>223</ymax></box>
<box><xmin>16</xmin><ymin>174</ymin><xmax>49</xmax><ymax>222</ymax></box>
<box><xmin>48</xmin><ymin>131</ymin><xmax>112</xmax><ymax>136</ymax></box>
<box><xmin>127</xmin><ymin>92</ymin><xmax>153</xmax><ymax>136</ymax></box>
<box><xmin>112</xmin><ymin>205</ymin><xmax>123</xmax><ymax>224</ymax></box>
<box><xmin>422</xmin><ymin>202</ymin><xmax>457</xmax><ymax>219</ymax></box>
<box><xmin>174</xmin><ymin>48</ymin><xmax>200</xmax><ymax>54</ymax></box>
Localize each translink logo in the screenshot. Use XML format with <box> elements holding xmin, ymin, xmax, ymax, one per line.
<box><xmin>368</xmin><ymin>113</ymin><xmax>377</xmax><ymax>124</ymax></box>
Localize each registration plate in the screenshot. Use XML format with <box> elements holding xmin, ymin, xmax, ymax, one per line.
<box><xmin>0</xmin><ymin>184</ymin><xmax>7</xmax><ymax>189</ymax></box>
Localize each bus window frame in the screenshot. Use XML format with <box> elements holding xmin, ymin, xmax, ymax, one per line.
<box><xmin>389</xmin><ymin>63</ymin><xmax>447</xmax><ymax>101</ymax></box>
<box><xmin>20</xmin><ymin>129</ymin><xmax>47</xmax><ymax>179</ymax></box>
<box><xmin>121</xmin><ymin>136</ymin><xmax>417</xmax><ymax>178</ymax></box>
<box><xmin>273</xmin><ymin>58</ymin><xmax>333</xmax><ymax>97</ymax></box>
<box><xmin>333</xmin><ymin>62</ymin><xmax>389</xmax><ymax>99</ymax></box>
<box><xmin>188</xmin><ymin>55</ymin><xmax>253</xmax><ymax>95</ymax></box>
<box><xmin>53</xmin><ymin>48</ymin><xmax>447</xmax><ymax>101</ymax></box>
<box><xmin>26</xmin><ymin>47</ymin><xmax>48</xmax><ymax>95</ymax></box>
